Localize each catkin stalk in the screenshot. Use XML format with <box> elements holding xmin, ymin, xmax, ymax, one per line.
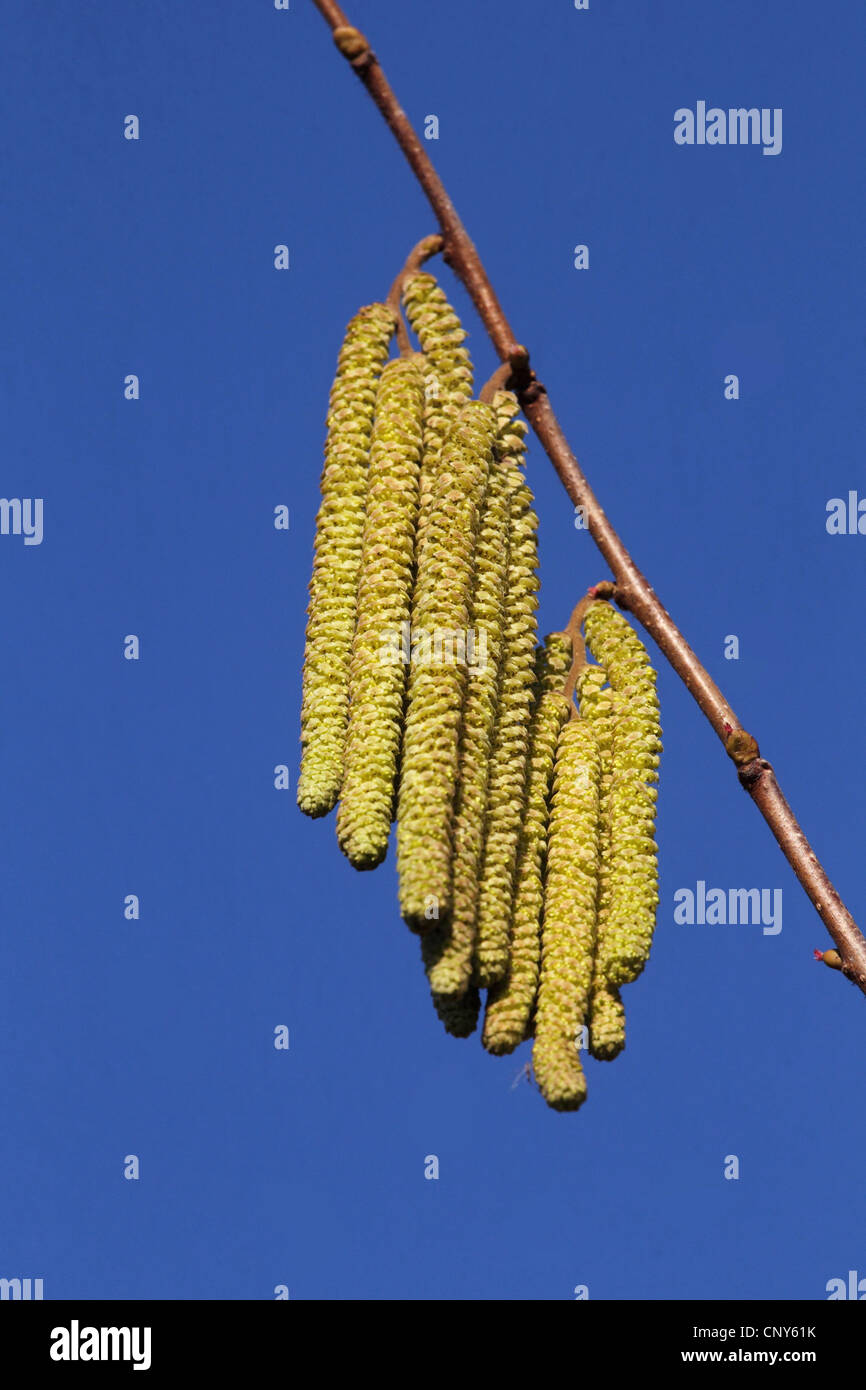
<box><xmin>297</xmin><ymin>302</ymin><xmax>396</xmax><ymax>818</ymax></box>
<box><xmin>532</xmin><ymin>717</ymin><xmax>601</xmax><ymax>1112</ymax></box>
<box><xmin>336</xmin><ymin>355</ymin><xmax>425</xmax><ymax>868</ymax></box>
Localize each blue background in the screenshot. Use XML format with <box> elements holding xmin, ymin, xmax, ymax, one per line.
<box><xmin>1</xmin><ymin>0</ymin><xmax>864</xmax><ymax>1300</ymax></box>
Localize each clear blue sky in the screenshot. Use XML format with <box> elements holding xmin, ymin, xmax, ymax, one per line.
<box><xmin>2</xmin><ymin>0</ymin><xmax>864</xmax><ymax>1300</ymax></box>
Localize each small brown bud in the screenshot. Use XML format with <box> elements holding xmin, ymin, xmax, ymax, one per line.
<box><xmin>590</xmin><ymin>580</ymin><xmax>616</xmax><ymax>602</ymax></box>
<box><xmin>333</xmin><ymin>26</ymin><xmax>370</xmax><ymax>61</ymax></box>
<box><xmin>725</xmin><ymin>729</ymin><xmax>760</xmax><ymax>765</ymax></box>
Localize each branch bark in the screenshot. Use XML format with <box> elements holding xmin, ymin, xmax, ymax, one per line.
<box><xmin>311</xmin><ymin>1</ymin><xmax>866</xmax><ymax>995</ymax></box>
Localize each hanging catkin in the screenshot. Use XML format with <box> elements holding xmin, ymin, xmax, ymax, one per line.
<box><xmin>482</xmin><ymin>631</ymin><xmax>573</xmax><ymax>1055</ymax></box>
<box><xmin>587</xmin><ymin>979</ymin><xmax>625</xmax><ymax>1061</ymax></box>
<box><xmin>401</xmin><ymin>272</ymin><xmax>473</xmax><ymax>548</ymax></box>
<box><xmin>396</xmin><ymin>400</ymin><xmax>496</xmax><ymax>930</ymax></box>
<box><xmin>490</xmin><ymin>387</ymin><xmax>527</xmax><ymax>459</ymax></box>
<box><xmin>298</xmin><ymin>302</ymin><xmax>396</xmax><ymax>819</ymax></box>
<box><xmin>473</xmin><ymin>393</ymin><xmax>540</xmax><ymax>986</ymax></box>
<box><xmin>577</xmin><ymin>662</ymin><xmax>627</xmax><ymax>1061</ymax></box>
<box><xmin>582</xmin><ymin>602</ymin><xmax>662</xmax><ymax>986</ymax></box>
<box><xmin>533</xmin><ymin>716</ymin><xmax>601</xmax><ymax>1111</ymax></box>
<box><xmin>421</xmin><ymin>455</ymin><xmax>511</xmax><ymax>1018</ymax></box>
<box><xmin>578</xmin><ymin>665</ymin><xmax>625</xmax><ymax>1059</ymax></box>
<box><xmin>432</xmin><ymin>986</ymin><xmax>481</xmax><ymax>1040</ymax></box>
<box><xmin>336</xmin><ymin>355</ymin><xmax>425</xmax><ymax>869</ymax></box>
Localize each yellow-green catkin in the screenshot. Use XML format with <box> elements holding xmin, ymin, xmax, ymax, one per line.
<box><xmin>582</xmin><ymin>601</ymin><xmax>662</xmax><ymax>986</ymax></box>
<box><xmin>431</xmin><ymin>985</ymin><xmax>481</xmax><ymax>1040</ymax></box>
<box><xmin>421</xmin><ymin>458</ymin><xmax>511</xmax><ymax>1014</ymax></box>
<box><xmin>401</xmin><ymin>272</ymin><xmax>473</xmax><ymax>544</ymax></box>
<box><xmin>587</xmin><ymin>979</ymin><xmax>625</xmax><ymax>1061</ymax></box>
<box><xmin>298</xmin><ymin>302</ymin><xmax>396</xmax><ymax>818</ymax></box>
<box><xmin>396</xmin><ymin>400</ymin><xmax>496</xmax><ymax>930</ymax></box>
<box><xmin>474</xmin><ymin>394</ymin><xmax>540</xmax><ymax>986</ymax></box>
<box><xmin>532</xmin><ymin>717</ymin><xmax>601</xmax><ymax>1111</ymax></box>
<box><xmin>490</xmin><ymin>387</ymin><xmax>526</xmax><ymax>458</ymax></box>
<box><xmin>577</xmin><ymin>663</ymin><xmax>627</xmax><ymax>1061</ymax></box>
<box><xmin>336</xmin><ymin>355</ymin><xmax>425</xmax><ymax>869</ymax></box>
<box><xmin>482</xmin><ymin>632</ymin><xmax>573</xmax><ymax>1055</ymax></box>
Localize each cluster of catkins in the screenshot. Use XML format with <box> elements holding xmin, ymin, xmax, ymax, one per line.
<box><xmin>297</xmin><ymin>270</ymin><xmax>662</xmax><ymax>1111</ymax></box>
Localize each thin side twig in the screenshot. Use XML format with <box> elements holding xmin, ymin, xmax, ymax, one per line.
<box><xmin>311</xmin><ymin>2</ymin><xmax>866</xmax><ymax>995</ymax></box>
<box><xmin>386</xmin><ymin>234</ymin><xmax>444</xmax><ymax>356</ymax></box>
<box><xmin>561</xmin><ymin>592</ymin><xmax>595</xmax><ymax>707</ymax></box>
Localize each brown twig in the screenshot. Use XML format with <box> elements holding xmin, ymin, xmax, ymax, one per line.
<box><xmin>312</xmin><ymin>3</ymin><xmax>866</xmax><ymax>996</ymax></box>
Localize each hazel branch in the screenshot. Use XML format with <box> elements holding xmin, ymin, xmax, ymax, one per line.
<box><xmin>310</xmin><ymin>1</ymin><xmax>866</xmax><ymax>996</ymax></box>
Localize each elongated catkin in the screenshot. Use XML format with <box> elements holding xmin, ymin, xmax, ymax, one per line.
<box><xmin>401</xmin><ymin>272</ymin><xmax>473</xmax><ymax>548</ymax></box>
<box><xmin>422</xmin><ymin>459</ymin><xmax>511</xmax><ymax>1007</ymax></box>
<box><xmin>396</xmin><ymin>400</ymin><xmax>496</xmax><ymax>930</ymax></box>
<box><xmin>298</xmin><ymin>302</ymin><xmax>396</xmax><ymax>818</ymax></box>
<box><xmin>582</xmin><ymin>602</ymin><xmax>662</xmax><ymax>986</ymax></box>
<box><xmin>433</xmin><ymin>986</ymin><xmax>481</xmax><ymax>1040</ymax></box>
<box><xmin>482</xmin><ymin>632</ymin><xmax>573</xmax><ymax>1055</ymax></box>
<box><xmin>474</xmin><ymin>393</ymin><xmax>539</xmax><ymax>985</ymax></box>
<box><xmin>532</xmin><ymin>717</ymin><xmax>601</xmax><ymax>1111</ymax></box>
<box><xmin>337</xmin><ymin>355</ymin><xmax>425</xmax><ymax>868</ymax></box>
<box><xmin>576</xmin><ymin>664</ymin><xmax>625</xmax><ymax>1059</ymax></box>
<box><xmin>587</xmin><ymin>979</ymin><xmax>625</xmax><ymax>1061</ymax></box>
